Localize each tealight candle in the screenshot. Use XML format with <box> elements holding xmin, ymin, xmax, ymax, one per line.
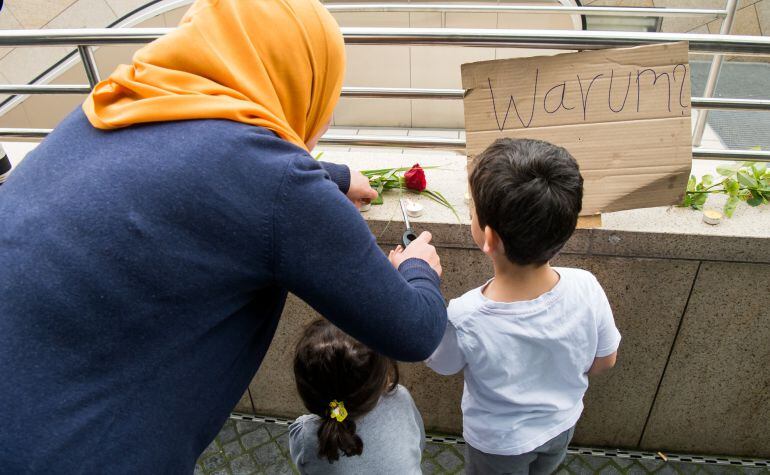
<box><xmin>702</xmin><ymin>208</ymin><xmax>723</xmax><ymax>225</ymax></box>
<box><xmin>405</xmin><ymin>198</ymin><xmax>424</xmax><ymax>218</ymax></box>
<box><xmin>360</xmin><ymin>201</ymin><xmax>371</xmax><ymax>212</ymax></box>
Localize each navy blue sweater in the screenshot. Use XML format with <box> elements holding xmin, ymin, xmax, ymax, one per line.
<box><xmin>0</xmin><ymin>110</ymin><xmax>446</xmax><ymax>473</ymax></box>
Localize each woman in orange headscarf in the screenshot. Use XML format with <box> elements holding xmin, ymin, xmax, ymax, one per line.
<box><xmin>0</xmin><ymin>0</ymin><xmax>446</xmax><ymax>472</ymax></box>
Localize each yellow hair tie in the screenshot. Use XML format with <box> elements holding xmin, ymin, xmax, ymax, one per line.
<box><xmin>329</xmin><ymin>400</ymin><xmax>348</xmax><ymax>423</ymax></box>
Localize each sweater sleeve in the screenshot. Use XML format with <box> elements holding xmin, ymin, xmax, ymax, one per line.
<box><xmin>317</xmin><ymin>161</ymin><xmax>350</xmax><ymax>194</ymax></box>
<box><xmin>273</xmin><ymin>155</ymin><xmax>447</xmax><ymax>361</ymax></box>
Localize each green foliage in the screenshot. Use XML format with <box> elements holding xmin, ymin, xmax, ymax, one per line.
<box><xmin>681</xmin><ymin>159</ymin><xmax>770</xmax><ymax>218</ymax></box>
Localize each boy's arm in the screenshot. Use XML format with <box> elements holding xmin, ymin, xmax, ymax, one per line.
<box><xmin>425</xmin><ymin>321</ymin><xmax>466</xmax><ymax>375</ymax></box>
<box><xmin>589</xmin><ymin>277</ymin><xmax>621</xmax><ymax>376</ymax></box>
<box><xmin>588</xmin><ymin>352</ymin><xmax>617</xmax><ymax>376</ymax></box>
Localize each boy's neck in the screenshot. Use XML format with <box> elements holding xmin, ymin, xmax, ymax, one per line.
<box><xmin>484</xmin><ymin>258</ymin><xmax>560</xmax><ymax>303</ymax></box>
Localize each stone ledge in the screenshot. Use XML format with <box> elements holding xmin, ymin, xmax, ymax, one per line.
<box><xmin>316</xmin><ymin>148</ymin><xmax>770</xmax><ymax>264</ymax></box>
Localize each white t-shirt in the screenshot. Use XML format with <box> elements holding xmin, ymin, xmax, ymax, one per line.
<box><xmin>426</xmin><ymin>267</ymin><xmax>621</xmax><ymax>456</ymax></box>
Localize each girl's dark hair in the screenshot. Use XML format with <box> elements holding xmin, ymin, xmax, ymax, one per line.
<box><xmin>293</xmin><ymin>319</ymin><xmax>399</xmax><ymax>463</ymax></box>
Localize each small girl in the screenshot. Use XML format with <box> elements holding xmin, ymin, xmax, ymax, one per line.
<box><xmin>289</xmin><ymin>319</ymin><xmax>425</xmax><ymax>474</ymax></box>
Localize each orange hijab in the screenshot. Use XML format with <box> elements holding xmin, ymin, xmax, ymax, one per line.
<box><xmin>83</xmin><ymin>0</ymin><xmax>345</xmax><ymax>151</ymax></box>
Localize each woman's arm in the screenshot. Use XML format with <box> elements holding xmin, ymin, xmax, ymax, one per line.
<box><xmin>317</xmin><ymin>161</ymin><xmax>350</xmax><ymax>194</ymax></box>
<box><xmin>273</xmin><ymin>155</ymin><xmax>447</xmax><ymax>361</ymax></box>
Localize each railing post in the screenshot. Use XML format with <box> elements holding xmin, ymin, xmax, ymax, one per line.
<box><xmin>77</xmin><ymin>45</ymin><xmax>101</xmax><ymax>88</ymax></box>
<box><xmin>692</xmin><ymin>0</ymin><xmax>738</xmax><ymax>147</ymax></box>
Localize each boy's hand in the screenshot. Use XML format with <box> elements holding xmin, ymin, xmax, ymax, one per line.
<box><xmin>388</xmin><ymin>231</ymin><xmax>442</xmax><ymax>277</ymax></box>
<box><xmin>347</xmin><ymin>170</ymin><xmax>379</xmax><ymax>209</ymax></box>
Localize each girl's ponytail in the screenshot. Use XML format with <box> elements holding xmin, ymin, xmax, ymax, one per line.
<box><xmin>317</xmin><ymin>417</ymin><xmax>363</xmax><ymax>462</ymax></box>
<box><xmin>294</xmin><ymin>320</ymin><xmax>399</xmax><ymax>463</ymax></box>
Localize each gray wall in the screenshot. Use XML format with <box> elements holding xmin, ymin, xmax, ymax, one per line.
<box><xmin>238</xmin><ymin>225</ymin><xmax>770</xmax><ymax>458</ymax></box>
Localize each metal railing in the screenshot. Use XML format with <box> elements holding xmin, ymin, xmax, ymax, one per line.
<box><xmin>2</xmin><ymin>27</ymin><xmax>770</xmax><ymax>54</ymax></box>
<box><xmin>324</xmin><ymin>3</ymin><xmax>727</xmax><ymax>18</ymax></box>
<box><xmin>1</xmin><ymin>2</ymin><xmax>769</xmax><ymax>162</ymax></box>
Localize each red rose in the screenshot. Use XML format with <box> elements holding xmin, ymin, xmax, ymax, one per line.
<box><xmin>404</xmin><ymin>163</ymin><xmax>427</xmax><ymax>192</ymax></box>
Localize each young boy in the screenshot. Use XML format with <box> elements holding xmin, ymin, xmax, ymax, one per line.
<box><xmin>426</xmin><ymin>138</ymin><xmax>621</xmax><ymax>475</ymax></box>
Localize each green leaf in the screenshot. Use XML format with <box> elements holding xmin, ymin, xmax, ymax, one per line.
<box><xmin>680</xmin><ymin>193</ymin><xmax>692</xmax><ymax>207</ymax></box>
<box><xmin>314</xmin><ymin>152</ymin><xmax>324</xmax><ymax>161</ymax></box>
<box><xmin>724</xmin><ymin>178</ymin><xmax>740</xmax><ymax>196</ymax></box>
<box><xmin>686</xmin><ymin>175</ymin><xmax>696</xmax><ymax>192</ymax></box>
<box><xmin>717</xmin><ymin>163</ymin><xmax>741</xmax><ymax>177</ymax></box>
<box><xmin>701</xmin><ymin>174</ymin><xmax>714</xmax><ymax>187</ymax></box>
<box><xmin>724</xmin><ymin>195</ymin><xmax>740</xmax><ymax>218</ymax></box>
<box><xmin>747</xmin><ymin>190</ymin><xmax>764</xmax><ymax>207</ymax></box>
<box><xmin>371</xmin><ymin>183</ymin><xmax>385</xmax><ymax>205</ymax></box>
<box><xmin>737</xmin><ymin>171</ymin><xmax>758</xmax><ymax>188</ymax></box>
<box><xmin>691</xmin><ymin>193</ymin><xmax>707</xmax><ymax>209</ymax></box>
<box><xmin>752</xmin><ymin>162</ymin><xmax>767</xmax><ymax>178</ymax></box>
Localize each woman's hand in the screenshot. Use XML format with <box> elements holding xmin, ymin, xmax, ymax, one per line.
<box><xmin>347</xmin><ymin>170</ymin><xmax>379</xmax><ymax>209</ymax></box>
<box><xmin>388</xmin><ymin>232</ymin><xmax>442</xmax><ymax>277</ymax></box>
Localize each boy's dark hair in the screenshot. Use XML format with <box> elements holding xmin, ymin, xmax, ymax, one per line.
<box><xmin>293</xmin><ymin>319</ymin><xmax>399</xmax><ymax>463</ymax></box>
<box><xmin>469</xmin><ymin>138</ymin><xmax>583</xmax><ymax>266</ymax></box>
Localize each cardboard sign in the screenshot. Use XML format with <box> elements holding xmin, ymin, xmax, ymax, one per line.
<box><xmin>462</xmin><ymin>42</ymin><xmax>692</xmax><ymax>215</ymax></box>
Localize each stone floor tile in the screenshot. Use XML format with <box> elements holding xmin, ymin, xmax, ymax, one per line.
<box><xmin>669</xmin><ymin>461</ymin><xmax>703</xmax><ymax>474</ymax></box>
<box><xmin>235</xmin><ymin>420</ymin><xmax>261</xmax><ymax>435</ymax></box>
<box><xmin>703</xmin><ymin>465</ymin><xmax>743</xmax><ymax>475</ymax></box>
<box><xmin>740</xmin><ymin>468</ymin><xmax>770</xmax><ymax>475</ymax></box>
<box><xmin>264</xmin><ymin>423</ymin><xmax>289</xmax><ymax>438</ymax></box>
<box><xmin>229</xmin><ymin>453</ymin><xmax>258</xmax><ymax>475</ymax></box>
<box><xmin>598</xmin><ymin>465</ymin><xmax>623</xmax><ymax>475</ymax></box>
<box><xmin>435</xmin><ymin>447</ymin><xmax>463</xmax><ymax>472</ymax></box>
<box><xmin>218</xmin><ymin>423</ymin><xmax>238</xmax><ymax>444</ymax></box>
<box><xmin>274</xmin><ymin>432</ymin><xmax>290</xmax><ymax>455</ymax></box>
<box><xmin>421</xmin><ymin>457</ymin><xmax>442</xmax><ymax>474</ymax></box>
<box><xmin>638</xmin><ymin>458</ymin><xmax>666</xmax><ymax>472</ymax></box>
<box><xmin>251</xmin><ymin>441</ymin><xmax>285</xmax><ymax>468</ymax></box>
<box><xmin>425</xmin><ymin>442</ymin><xmax>444</xmax><ymax>456</ymax></box>
<box><xmin>267</xmin><ymin>460</ymin><xmax>296</xmax><ymax>475</ymax></box>
<box><xmin>201</xmin><ymin>452</ymin><xmax>228</xmax><ymax>472</ymax></box>
<box><xmin>583</xmin><ymin>455</ymin><xmax>613</xmax><ymax>470</ymax></box>
<box><xmin>567</xmin><ymin>456</ymin><xmax>597</xmax><ymax>475</ymax></box>
<box><xmin>241</xmin><ymin>427</ymin><xmax>272</xmax><ymax>450</ymax></box>
<box><xmin>200</xmin><ymin>439</ymin><xmax>222</xmax><ymax>459</ymax></box>
<box><xmin>614</xmin><ymin>457</ymin><xmax>637</xmax><ymax>469</ymax></box>
<box><xmin>223</xmin><ymin>440</ymin><xmax>244</xmax><ymax>460</ymax></box>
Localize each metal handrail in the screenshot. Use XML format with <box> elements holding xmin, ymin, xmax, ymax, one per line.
<box><xmin>1</xmin><ymin>28</ymin><xmax>770</xmax><ymax>55</ymax></box>
<box><xmin>325</xmin><ymin>4</ymin><xmax>727</xmax><ymax>18</ymax></box>
<box><xmin>5</xmin><ymin>84</ymin><xmax>768</xmax><ymax>113</ymax></box>
<box><xmin>343</xmin><ymin>88</ymin><xmax>770</xmax><ymax>112</ymax></box>
<box><xmin>0</xmin><ymin>84</ymin><xmax>770</xmax><ymax>111</ymax></box>
<box><xmin>3</xmin><ymin>128</ymin><xmax>768</xmax><ymax>163</ymax></box>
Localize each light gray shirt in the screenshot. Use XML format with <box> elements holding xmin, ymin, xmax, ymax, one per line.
<box><xmin>426</xmin><ymin>268</ymin><xmax>621</xmax><ymax>455</ymax></box>
<box><xmin>289</xmin><ymin>385</ymin><xmax>425</xmax><ymax>474</ymax></box>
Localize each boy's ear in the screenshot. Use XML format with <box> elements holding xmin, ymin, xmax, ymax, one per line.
<box><xmin>482</xmin><ymin>225</ymin><xmax>502</xmax><ymax>256</ymax></box>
